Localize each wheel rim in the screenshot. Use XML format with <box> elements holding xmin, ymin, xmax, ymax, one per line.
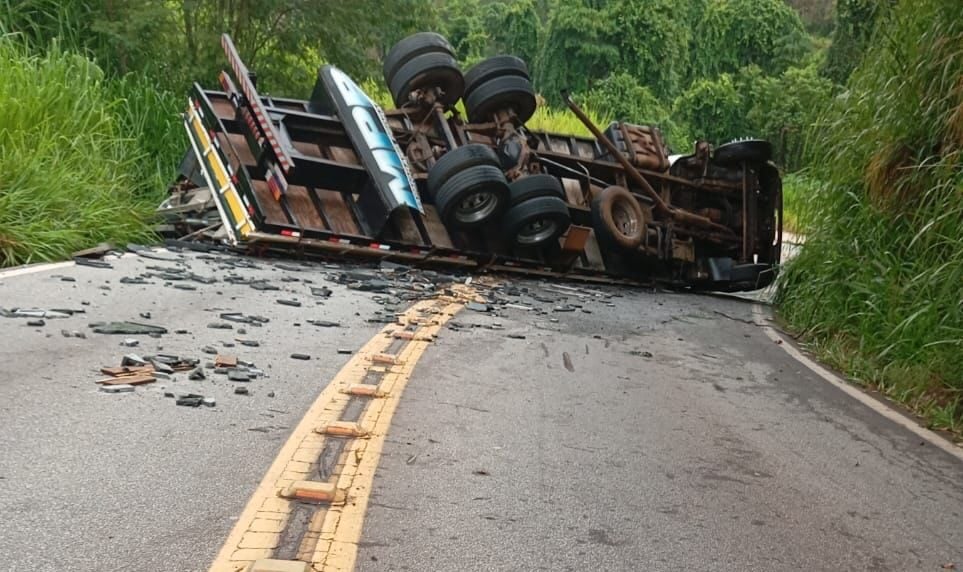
<box><xmin>612</xmin><ymin>201</ymin><xmax>640</xmax><ymax>238</ymax></box>
<box><xmin>516</xmin><ymin>217</ymin><xmax>558</xmax><ymax>245</ymax></box>
<box><xmin>455</xmin><ymin>191</ymin><xmax>498</xmax><ymax>224</ymax></box>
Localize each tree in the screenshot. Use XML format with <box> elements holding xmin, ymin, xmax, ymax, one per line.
<box><xmin>582</xmin><ymin>72</ymin><xmax>690</xmax><ymax>150</ymax></box>
<box><xmin>534</xmin><ymin>0</ymin><xmax>619</xmax><ymax>104</ymax></box>
<box><xmin>607</xmin><ymin>0</ymin><xmax>691</xmax><ymax>99</ymax></box>
<box><xmin>745</xmin><ymin>64</ymin><xmax>833</xmax><ymax>170</ymax></box>
<box><xmin>672</xmin><ymin>73</ymin><xmax>746</xmax><ymax>144</ymax></box>
<box><xmin>486</xmin><ymin>0</ymin><xmax>540</xmax><ymax>66</ymax></box>
<box><xmin>821</xmin><ymin>0</ymin><xmax>894</xmax><ymax>84</ymax></box>
<box><xmin>692</xmin><ymin>0</ymin><xmax>810</xmax><ymax>78</ymax></box>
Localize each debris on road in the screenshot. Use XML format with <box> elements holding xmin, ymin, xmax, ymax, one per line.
<box><xmin>234</xmin><ymin>387</ymin><xmax>249</xmax><ymax>395</ymax></box>
<box><xmin>1</xmin><ymin>308</ymin><xmax>71</xmax><ymax>319</ymax></box>
<box><xmin>219</xmin><ymin>312</ymin><xmax>269</xmax><ymax>325</ymax></box>
<box><xmin>175</xmin><ymin>394</ymin><xmax>204</xmax><ymax>407</ymax></box>
<box><xmin>90</xmin><ymin>321</ymin><xmax>168</xmax><ymax>335</ymax></box>
<box><xmin>100</xmin><ymin>384</ymin><xmax>135</xmax><ymax>393</ymax></box>
<box><xmin>311</xmin><ymin>286</ymin><xmax>333</xmax><ymax>298</ymax></box>
<box><xmin>290</xmin><ymin>353</ymin><xmax>311</xmax><ymax>360</ymax></box>
<box><xmin>215</xmin><ymin>354</ymin><xmax>237</xmax><ymax>368</ymax></box>
<box><xmin>228</xmin><ymin>370</ymin><xmax>251</xmax><ymax>382</ymax></box>
<box><xmin>73</xmin><ymin>257</ymin><xmax>113</xmax><ymax>269</ymax></box>
<box><xmin>26</xmin><ymin>319</ymin><xmax>45</xmax><ymax>327</ymax></box>
<box><xmin>97</xmin><ymin>361</ymin><xmax>157</xmax><ymax>388</ymax></box>
<box><xmin>120</xmin><ymin>338</ymin><xmax>139</xmax><ymax>347</ymax></box>
<box><xmin>276</xmin><ymin>299</ymin><xmax>302</xmax><ymax>307</ymax></box>
<box><xmin>562</xmin><ymin>352</ymin><xmax>575</xmax><ymax>372</ymax></box>
<box><xmin>121</xmin><ymin>354</ymin><xmax>148</xmax><ymax>367</ymax></box>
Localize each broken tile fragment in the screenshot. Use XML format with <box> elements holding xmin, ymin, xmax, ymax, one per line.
<box><xmin>100</xmin><ymin>384</ymin><xmax>135</xmax><ymax>393</ymax></box>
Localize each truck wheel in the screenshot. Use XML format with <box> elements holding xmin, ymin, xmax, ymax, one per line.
<box><xmin>463</xmin><ymin>55</ymin><xmax>529</xmax><ymax>98</ymax></box>
<box><xmin>389</xmin><ymin>52</ymin><xmax>464</xmax><ymax>107</ymax></box>
<box><xmin>502</xmin><ymin>196</ymin><xmax>571</xmax><ymax>247</ymax></box>
<box><xmin>427</xmin><ymin>144</ymin><xmax>500</xmax><ymax>195</ymax></box>
<box><xmin>465</xmin><ymin>75</ymin><xmax>537</xmax><ymax>124</ymax></box>
<box><xmin>435</xmin><ymin>164</ymin><xmax>509</xmax><ymax>228</ymax></box>
<box><xmin>591</xmin><ymin>186</ymin><xmax>645</xmax><ymax>251</ymax></box>
<box><xmin>713</xmin><ymin>139</ymin><xmax>772</xmax><ymax>165</ymax></box>
<box><xmin>508</xmin><ymin>174</ymin><xmax>565</xmax><ymax>206</ymax></box>
<box><xmin>383</xmin><ymin>32</ymin><xmax>454</xmax><ymax>87</ymax></box>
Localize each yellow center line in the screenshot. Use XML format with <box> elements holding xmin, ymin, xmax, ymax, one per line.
<box><xmin>208</xmin><ymin>285</ymin><xmax>479</xmax><ymax>572</ymax></box>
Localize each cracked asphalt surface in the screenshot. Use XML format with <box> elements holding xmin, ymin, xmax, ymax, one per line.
<box><xmin>1</xmin><ymin>249</ymin><xmax>961</xmax><ymax>571</ymax></box>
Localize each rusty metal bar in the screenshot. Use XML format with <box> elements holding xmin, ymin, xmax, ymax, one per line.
<box><xmin>561</xmin><ymin>92</ymin><xmax>735</xmax><ymax>236</ymax></box>
<box><xmin>562</xmin><ymin>91</ymin><xmax>669</xmax><ymax>215</ymax></box>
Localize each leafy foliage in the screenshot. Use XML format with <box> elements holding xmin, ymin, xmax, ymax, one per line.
<box><xmin>672</xmin><ymin>73</ymin><xmax>745</xmax><ymax>145</ymax></box>
<box><xmin>534</xmin><ymin>1</ymin><xmax>619</xmax><ymax>104</ymax></box>
<box><xmin>0</xmin><ymin>37</ymin><xmax>158</xmax><ymax>265</ymax></box>
<box><xmin>821</xmin><ymin>0</ymin><xmax>893</xmax><ymax>84</ymax></box>
<box><xmin>583</xmin><ymin>73</ymin><xmax>690</xmax><ymax>150</ymax></box>
<box><xmin>692</xmin><ymin>0</ymin><xmax>810</xmax><ymax>78</ymax></box>
<box><xmin>776</xmin><ymin>0</ymin><xmax>963</xmax><ymax>428</ymax></box>
<box><xmin>746</xmin><ymin>63</ymin><xmax>834</xmax><ymax>169</ymax></box>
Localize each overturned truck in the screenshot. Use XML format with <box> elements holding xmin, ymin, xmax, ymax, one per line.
<box><xmin>165</xmin><ymin>33</ymin><xmax>783</xmax><ymax>291</ymax></box>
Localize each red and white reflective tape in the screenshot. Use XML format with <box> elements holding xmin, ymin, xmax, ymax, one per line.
<box><xmin>280</xmin><ymin>229</ymin><xmax>302</xmax><ymax>238</ymax></box>
<box><xmin>221</xmin><ymin>34</ymin><xmax>292</xmax><ymax>174</ymax></box>
<box><xmin>369</xmin><ymin>243</ymin><xmax>391</xmax><ymax>251</ymax></box>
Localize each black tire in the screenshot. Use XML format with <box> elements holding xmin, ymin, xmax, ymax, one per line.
<box><xmin>463</xmin><ymin>55</ymin><xmax>529</xmax><ymax>98</ymax></box>
<box><xmin>465</xmin><ymin>75</ymin><xmax>537</xmax><ymax>124</ymax></box>
<box><xmin>427</xmin><ymin>144</ymin><xmax>500</xmax><ymax>195</ymax></box>
<box><xmin>591</xmin><ymin>186</ymin><xmax>645</xmax><ymax>251</ymax></box>
<box><xmin>383</xmin><ymin>32</ymin><xmax>454</xmax><ymax>86</ymax></box>
<box><xmin>502</xmin><ymin>196</ymin><xmax>571</xmax><ymax>247</ymax></box>
<box><xmin>435</xmin><ymin>165</ymin><xmax>509</xmax><ymax>228</ymax></box>
<box><xmin>507</xmin><ymin>174</ymin><xmax>565</xmax><ymax>207</ymax></box>
<box><xmin>389</xmin><ymin>52</ymin><xmax>464</xmax><ymax>107</ymax></box>
<box><xmin>713</xmin><ymin>139</ymin><xmax>772</xmax><ymax>165</ymax></box>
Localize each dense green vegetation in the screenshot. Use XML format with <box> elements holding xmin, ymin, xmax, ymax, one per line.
<box><xmin>1</xmin><ymin>0</ymin><xmax>834</xmax><ymax>268</ymax></box>
<box><xmin>0</xmin><ymin>38</ymin><xmax>161</xmax><ymax>264</ymax></box>
<box><xmin>776</xmin><ymin>0</ymin><xmax>963</xmax><ymax>430</ymax></box>
<box><xmin>1</xmin><ymin>0</ymin><xmax>958</xmax><ymax>428</ymax></box>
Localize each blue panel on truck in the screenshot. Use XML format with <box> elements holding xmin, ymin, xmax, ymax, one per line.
<box><xmin>312</xmin><ymin>66</ymin><xmax>422</xmax><ymax>223</ymax></box>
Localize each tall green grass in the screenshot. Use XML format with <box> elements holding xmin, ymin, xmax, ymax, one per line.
<box><xmin>0</xmin><ymin>37</ymin><xmax>175</xmax><ymax>266</ymax></box>
<box><xmin>780</xmin><ymin>172</ymin><xmax>817</xmax><ymax>234</ymax></box>
<box><xmin>775</xmin><ymin>0</ymin><xmax>963</xmax><ymax>430</ymax></box>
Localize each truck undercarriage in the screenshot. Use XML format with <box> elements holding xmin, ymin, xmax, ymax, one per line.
<box><xmin>164</xmin><ymin>33</ymin><xmax>782</xmax><ymax>291</ymax></box>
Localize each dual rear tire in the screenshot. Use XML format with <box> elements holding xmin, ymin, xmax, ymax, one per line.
<box><xmin>383</xmin><ymin>34</ymin><xmax>537</xmax><ymax>124</ymax></box>
<box><xmin>427</xmin><ymin>151</ymin><xmax>570</xmax><ymax>247</ymax></box>
<box><xmin>383</xmin><ymin>32</ymin><xmax>464</xmax><ymax>107</ymax></box>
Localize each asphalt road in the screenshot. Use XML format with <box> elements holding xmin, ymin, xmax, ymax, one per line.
<box><xmin>1</xmin><ymin>249</ymin><xmax>961</xmax><ymax>571</ymax></box>
<box><xmin>356</xmin><ymin>282</ymin><xmax>963</xmax><ymax>571</ymax></box>
<box><xmin>0</xmin><ymin>250</ymin><xmax>391</xmax><ymax>571</ymax></box>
